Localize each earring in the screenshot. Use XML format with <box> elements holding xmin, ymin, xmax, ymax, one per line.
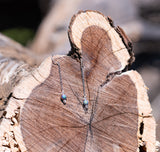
<box><xmin>80</xmin><ymin>58</ymin><xmax>89</xmax><ymax>111</ymax></box>
<box><xmin>52</xmin><ymin>56</ymin><xmax>67</xmax><ymax>105</ymax></box>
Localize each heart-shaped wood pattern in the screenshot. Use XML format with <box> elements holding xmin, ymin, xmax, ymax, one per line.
<box><xmin>2</xmin><ymin>10</ymin><xmax>154</xmax><ymax>152</ymax></box>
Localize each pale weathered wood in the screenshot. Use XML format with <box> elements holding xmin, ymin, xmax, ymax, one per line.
<box><xmin>0</xmin><ymin>10</ymin><xmax>156</xmax><ymax>152</ymax></box>
<box><xmin>0</xmin><ymin>55</ymin><xmax>30</xmax><ymax>125</ymax></box>
<box><xmin>0</xmin><ymin>33</ymin><xmax>47</xmax><ymax>66</ymax></box>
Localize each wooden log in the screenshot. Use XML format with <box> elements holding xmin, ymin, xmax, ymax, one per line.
<box><xmin>31</xmin><ymin>0</ymin><xmax>81</xmax><ymax>54</ymax></box>
<box><xmin>0</xmin><ymin>34</ymin><xmax>40</xmax><ymax>66</ymax></box>
<box><xmin>0</xmin><ymin>56</ymin><xmax>30</xmax><ymax>130</ymax></box>
<box><xmin>0</xmin><ymin>10</ymin><xmax>156</xmax><ymax>152</ymax></box>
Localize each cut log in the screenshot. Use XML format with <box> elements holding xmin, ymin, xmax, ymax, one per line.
<box><xmin>0</xmin><ymin>10</ymin><xmax>156</xmax><ymax>152</ymax></box>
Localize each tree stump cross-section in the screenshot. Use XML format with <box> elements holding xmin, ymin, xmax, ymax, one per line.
<box><xmin>0</xmin><ymin>10</ymin><xmax>156</xmax><ymax>152</ymax></box>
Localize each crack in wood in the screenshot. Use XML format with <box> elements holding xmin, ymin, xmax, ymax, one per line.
<box><xmin>140</xmin><ymin>121</ymin><xmax>144</xmax><ymax>135</ymax></box>
<box><xmin>115</xmin><ymin>26</ymin><xmax>135</xmax><ymax>68</ymax></box>
<box><xmin>12</xmin><ymin>95</ymin><xmax>26</xmax><ymax>100</ymax></box>
<box><xmin>100</xmin><ymin>71</ymin><xmax>122</xmax><ymax>87</ymax></box>
<box><xmin>0</xmin><ymin>92</ymin><xmax>12</xmax><ymax>123</ymax></box>
<box><xmin>139</xmin><ymin>144</ymin><xmax>147</xmax><ymax>152</ymax></box>
<box><xmin>138</xmin><ymin>113</ymin><xmax>148</xmax><ymax>152</ymax></box>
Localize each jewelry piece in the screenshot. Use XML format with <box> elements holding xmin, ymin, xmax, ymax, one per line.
<box><xmin>52</xmin><ymin>56</ymin><xmax>67</xmax><ymax>105</ymax></box>
<box><xmin>80</xmin><ymin>58</ymin><xmax>89</xmax><ymax>111</ymax></box>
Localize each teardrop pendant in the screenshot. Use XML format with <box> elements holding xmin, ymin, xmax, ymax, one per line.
<box><xmin>52</xmin><ymin>56</ymin><xmax>67</xmax><ymax>105</ymax></box>
<box><xmin>61</xmin><ymin>94</ymin><xmax>67</xmax><ymax>105</ymax></box>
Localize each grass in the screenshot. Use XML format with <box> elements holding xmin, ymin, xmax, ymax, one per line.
<box><xmin>1</xmin><ymin>27</ymin><xmax>35</xmax><ymax>46</ymax></box>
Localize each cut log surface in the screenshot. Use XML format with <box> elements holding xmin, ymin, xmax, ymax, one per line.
<box><xmin>0</xmin><ymin>10</ymin><xmax>156</xmax><ymax>152</ymax></box>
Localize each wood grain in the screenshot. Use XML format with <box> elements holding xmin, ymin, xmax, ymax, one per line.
<box><xmin>0</xmin><ymin>10</ymin><xmax>156</xmax><ymax>152</ymax></box>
